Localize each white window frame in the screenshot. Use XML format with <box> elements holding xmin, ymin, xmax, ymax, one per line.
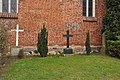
<box><xmin>0</xmin><ymin>0</ymin><xmax>18</xmax><ymax>13</ymax></box>
<box><xmin>16</xmin><ymin>0</ymin><xmax>18</xmax><ymax>13</ymax></box>
<box><xmin>9</xmin><ymin>0</ymin><xmax>11</xmax><ymax>13</ymax></box>
<box><xmin>0</xmin><ymin>0</ymin><xmax>2</xmax><ymax>12</ymax></box>
<box><xmin>92</xmin><ymin>0</ymin><xmax>95</xmax><ymax>17</ymax></box>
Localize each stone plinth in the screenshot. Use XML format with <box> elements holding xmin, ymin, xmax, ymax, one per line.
<box><xmin>10</xmin><ymin>47</ymin><xmax>22</xmax><ymax>56</ymax></box>
<box><xmin>63</xmin><ymin>48</ymin><xmax>73</xmax><ymax>54</ymax></box>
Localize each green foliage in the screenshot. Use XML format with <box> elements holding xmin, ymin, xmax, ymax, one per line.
<box><xmin>102</xmin><ymin>0</ymin><xmax>120</xmax><ymax>40</ymax></box>
<box><xmin>37</xmin><ymin>24</ymin><xmax>48</xmax><ymax>57</ymax></box>
<box><xmin>106</xmin><ymin>36</ymin><xmax>120</xmax><ymax>58</ymax></box>
<box><xmin>0</xmin><ymin>25</ymin><xmax>8</xmax><ymax>54</ymax></box>
<box><xmin>102</xmin><ymin>0</ymin><xmax>120</xmax><ymax>58</ymax></box>
<box><xmin>85</xmin><ymin>32</ymin><xmax>91</xmax><ymax>55</ymax></box>
<box><xmin>33</xmin><ymin>50</ymin><xmax>39</xmax><ymax>54</ymax></box>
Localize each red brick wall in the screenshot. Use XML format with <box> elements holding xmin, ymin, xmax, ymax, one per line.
<box><xmin>3</xmin><ymin>0</ymin><xmax>105</xmax><ymax>47</ymax></box>
<box><xmin>0</xmin><ymin>13</ymin><xmax>18</xmax><ymax>46</ymax></box>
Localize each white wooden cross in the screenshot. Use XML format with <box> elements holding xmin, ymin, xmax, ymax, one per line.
<box><xmin>11</xmin><ymin>24</ymin><xmax>24</xmax><ymax>46</ymax></box>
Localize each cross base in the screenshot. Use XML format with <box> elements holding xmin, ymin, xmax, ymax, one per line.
<box><xmin>63</xmin><ymin>48</ymin><xmax>73</xmax><ymax>54</ymax></box>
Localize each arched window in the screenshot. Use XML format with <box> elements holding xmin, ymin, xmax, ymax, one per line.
<box><xmin>83</xmin><ymin>0</ymin><xmax>95</xmax><ymax>17</ymax></box>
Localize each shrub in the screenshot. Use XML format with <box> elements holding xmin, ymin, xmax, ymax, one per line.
<box><xmin>85</xmin><ymin>31</ymin><xmax>91</xmax><ymax>55</ymax></box>
<box><xmin>0</xmin><ymin>25</ymin><xmax>8</xmax><ymax>55</ymax></box>
<box><xmin>107</xmin><ymin>37</ymin><xmax>120</xmax><ymax>58</ymax></box>
<box><xmin>33</xmin><ymin>50</ymin><xmax>39</xmax><ymax>54</ymax></box>
<box><xmin>37</xmin><ymin>24</ymin><xmax>48</xmax><ymax>57</ymax></box>
<box><xmin>18</xmin><ymin>49</ymin><xmax>24</xmax><ymax>59</ymax></box>
<box><xmin>102</xmin><ymin>0</ymin><xmax>120</xmax><ymax>58</ymax></box>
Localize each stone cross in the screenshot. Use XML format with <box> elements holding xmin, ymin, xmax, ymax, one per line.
<box><xmin>63</xmin><ymin>30</ymin><xmax>73</xmax><ymax>48</ymax></box>
<box><xmin>11</xmin><ymin>24</ymin><xmax>24</xmax><ymax>46</ymax></box>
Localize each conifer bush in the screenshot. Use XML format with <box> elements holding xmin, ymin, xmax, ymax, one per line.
<box><xmin>85</xmin><ymin>32</ymin><xmax>91</xmax><ymax>55</ymax></box>
<box><xmin>107</xmin><ymin>36</ymin><xmax>120</xmax><ymax>58</ymax></box>
<box><xmin>37</xmin><ymin>24</ymin><xmax>48</xmax><ymax>57</ymax></box>
<box><xmin>102</xmin><ymin>0</ymin><xmax>120</xmax><ymax>58</ymax></box>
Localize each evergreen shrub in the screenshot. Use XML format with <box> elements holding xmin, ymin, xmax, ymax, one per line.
<box><xmin>37</xmin><ymin>24</ymin><xmax>48</xmax><ymax>57</ymax></box>
<box><xmin>102</xmin><ymin>0</ymin><xmax>120</xmax><ymax>58</ymax></box>
<box><xmin>85</xmin><ymin>32</ymin><xmax>91</xmax><ymax>55</ymax></box>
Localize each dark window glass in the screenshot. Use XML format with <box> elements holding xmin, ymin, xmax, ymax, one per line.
<box><xmin>11</xmin><ymin>0</ymin><xmax>17</xmax><ymax>13</ymax></box>
<box><xmin>2</xmin><ymin>0</ymin><xmax>9</xmax><ymax>12</ymax></box>
<box><xmin>83</xmin><ymin>0</ymin><xmax>86</xmax><ymax>16</ymax></box>
<box><xmin>88</xmin><ymin>0</ymin><xmax>93</xmax><ymax>16</ymax></box>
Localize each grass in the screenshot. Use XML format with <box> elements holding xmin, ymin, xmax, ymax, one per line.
<box><xmin>4</xmin><ymin>55</ymin><xmax>120</xmax><ymax>80</ymax></box>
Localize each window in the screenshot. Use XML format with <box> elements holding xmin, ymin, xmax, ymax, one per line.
<box><xmin>88</xmin><ymin>0</ymin><xmax>93</xmax><ymax>16</ymax></box>
<box><xmin>2</xmin><ymin>0</ymin><xmax>18</xmax><ymax>13</ymax></box>
<box><xmin>83</xmin><ymin>0</ymin><xmax>95</xmax><ymax>17</ymax></box>
<box><xmin>11</xmin><ymin>0</ymin><xmax>17</xmax><ymax>13</ymax></box>
<box><xmin>83</xmin><ymin>0</ymin><xmax>86</xmax><ymax>16</ymax></box>
<box><xmin>2</xmin><ymin>0</ymin><xmax>8</xmax><ymax>12</ymax></box>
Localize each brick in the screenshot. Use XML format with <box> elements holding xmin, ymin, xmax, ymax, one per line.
<box><xmin>0</xmin><ymin>0</ymin><xmax>105</xmax><ymax>48</ymax></box>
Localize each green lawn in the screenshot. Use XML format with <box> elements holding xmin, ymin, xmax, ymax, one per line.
<box><xmin>4</xmin><ymin>55</ymin><xmax>120</xmax><ymax>80</ymax></box>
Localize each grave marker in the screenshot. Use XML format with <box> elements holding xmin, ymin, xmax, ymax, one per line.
<box><xmin>11</xmin><ymin>24</ymin><xmax>24</xmax><ymax>46</ymax></box>
<box><xmin>63</xmin><ymin>30</ymin><xmax>73</xmax><ymax>54</ymax></box>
